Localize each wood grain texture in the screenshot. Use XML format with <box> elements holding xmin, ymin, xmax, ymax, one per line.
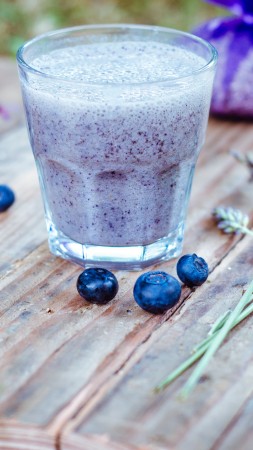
<box><xmin>0</xmin><ymin>128</ymin><xmax>46</xmax><ymax>274</ymax></box>
<box><xmin>0</xmin><ymin>420</ymin><xmax>55</xmax><ymax>450</ymax></box>
<box><xmin>0</xmin><ymin>58</ymin><xmax>253</xmax><ymax>449</ymax></box>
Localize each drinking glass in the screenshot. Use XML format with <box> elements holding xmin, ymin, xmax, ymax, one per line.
<box><xmin>17</xmin><ymin>24</ymin><xmax>217</xmax><ymax>269</ymax></box>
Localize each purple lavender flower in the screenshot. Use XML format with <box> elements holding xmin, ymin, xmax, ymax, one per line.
<box><xmin>194</xmin><ymin>0</ymin><xmax>253</xmax><ymax>118</ymax></box>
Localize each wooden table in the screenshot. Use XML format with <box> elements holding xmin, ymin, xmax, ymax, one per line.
<box><xmin>0</xmin><ymin>57</ymin><xmax>253</xmax><ymax>450</ymax></box>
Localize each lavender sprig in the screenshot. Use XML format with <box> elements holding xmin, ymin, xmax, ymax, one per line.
<box><xmin>230</xmin><ymin>149</ymin><xmax>253</xmax><ymax>182</ymax></box>
<box><xmin>180</xmin><ymin>280</ymin><xmax>253</xmax><ymax>398</ymax></box>
<box><xmin>213</xmin><ymin>206</ymin><xmax>253</xmax><ymax>236</ymax></box>
<box><xmin>155</xmin><ymin>281</ymin><xmax>253</xmax><ymax>396</ymax></box>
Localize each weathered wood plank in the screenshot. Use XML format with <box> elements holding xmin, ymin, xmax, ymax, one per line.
<box><xmin>198</xmin><ymin>120</ymin><xmax>252</xmax><ymax>168</ymax></box>
<box><xmin>0</xmin><ymin>420</ymin><xmax>55</xmax><ymax>450</ymax></box>
<box><xmin>61</xmin><ymin>237</ymin><xmax>253</xmax><ymax>450</ymax></box>
<box><xmin>58</xmin><ymin>432</ymin><xmax>140</xmax><ymax>450</ymax></box>
<box><xmin>213</xmin><ymin>396</ymin><xmax>253</xmax><ymax>450</ymax></box>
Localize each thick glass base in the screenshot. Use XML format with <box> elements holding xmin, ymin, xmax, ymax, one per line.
<box><xmin>47</xmin><ymin>222</ymin><xmax>184</xmax><ymax>270</ymax></box>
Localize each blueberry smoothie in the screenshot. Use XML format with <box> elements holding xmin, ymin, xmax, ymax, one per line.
<box><xmin>18</xmin><ymin>26</ymin><xmax>216</xmax><ymax>268</ymax></box>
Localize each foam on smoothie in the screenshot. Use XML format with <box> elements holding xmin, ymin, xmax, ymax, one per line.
<box><xmin>31</xmin><ymin>41</ymin><xmax>206</xmax><ymax>84</ymax></box>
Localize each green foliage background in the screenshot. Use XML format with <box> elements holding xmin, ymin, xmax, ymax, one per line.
<box><xmin>1</xmin><ymin>0</ymin><xmax>227</xmax><ymax>56</ymax></box>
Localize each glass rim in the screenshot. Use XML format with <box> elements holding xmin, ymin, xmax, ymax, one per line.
<box><xmin>16</xmin><ymin>23</ymin><xmax>218</xmax><ymax>87</ymax></box>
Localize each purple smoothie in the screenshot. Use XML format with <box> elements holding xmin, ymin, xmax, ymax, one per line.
<box><xmin>20</xmin><ymin>40</ymin><xmax>214</xmax><ymax>250</ymax></box>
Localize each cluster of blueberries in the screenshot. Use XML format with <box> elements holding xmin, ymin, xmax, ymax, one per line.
<box><xmin>77</xmin><ymin>254</ymin><xmax>209</xmax><ymax>315</ymax></box>
<box><xmin>0</xmin><ymin>185</ymin><xmax>15</xmax><ymax>212</ymax></box>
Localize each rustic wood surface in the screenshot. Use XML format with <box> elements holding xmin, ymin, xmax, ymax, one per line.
<box><xmin>0</xmin><ymin>58</ymin><xmax>253</xmax><ymax>450</ymax></box>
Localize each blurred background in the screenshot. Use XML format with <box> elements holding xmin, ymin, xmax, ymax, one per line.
<box><xmin>1</xmin><ymin>0</ymin><xmax>227</xmax><ymax>56</ymax></box>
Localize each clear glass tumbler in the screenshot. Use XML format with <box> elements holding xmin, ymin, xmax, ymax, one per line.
<box><xmin>17</xmin><ymin>24</ymin><xmax>217</xmax><ymax>270</ymax></box>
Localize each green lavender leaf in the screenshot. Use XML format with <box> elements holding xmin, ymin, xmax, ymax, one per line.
<box><xmin>180</xmin><ymin>281</ymin><xmax>253</xmax><ymax>398</ymax></box>
<box><xmin>155</xmin><ymin>283</ymin><xmax>253</xmax><ymax>395</ymax></box>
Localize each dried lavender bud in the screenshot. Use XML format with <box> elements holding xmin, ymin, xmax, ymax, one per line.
<box><xmin>213</xmin><ymin>206</ymin><xmax>253</xmax><ymax>236</ymax></box>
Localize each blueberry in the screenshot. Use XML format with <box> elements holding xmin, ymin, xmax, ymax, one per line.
<box><xmin>77</xmin><ymin>268</ymin><xmax>119</xmax><ymax>305</ymax></box>
<box><xmin>133</xmin><ymin>271</ymin><xmax>181</xmax><ymax>315</ymax></box>
<box><xmin>0</xmin><ymin>185</ymin><xmax>15</xmax><ymax>212</ymax></box>
<box><xmin>177</xmin><ymin>253</ymin><xmax>209</xmax><ymax>287</ymax></box>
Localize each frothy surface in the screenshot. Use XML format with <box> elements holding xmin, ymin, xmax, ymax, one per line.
<box><xmin>31</xmin><ymin>41</ymin><xmax>206</xmax><ymax>84</ymax></box>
